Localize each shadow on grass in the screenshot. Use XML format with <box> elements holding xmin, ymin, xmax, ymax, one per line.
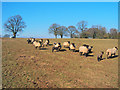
<box><xmin>49</xmin><ymin>44</ymin><xmax>53</xmax><ymax>46</ymax></box>
<box><xmin>87</xmin><ymin>54</ymin><xmax>94</xmax><ymax>57</ymax></box>
<box><xmin>59</xmin><ymin>49</ymin><xmax>66</xmax><ymax>52</ymax></box>
<box><xmin>75</xmin><ymin>50</ymin><xmax>79</xmax><ymax>52</ymax></box>
<box><xmin>108</xmin><ymin>55</ymin><xmax>118</xmax><ymax>59</ymax></box>
<box><xmin>40</xmin><ymin>48</ymin><xmax>48</xmax><ymax>50</ymax></box>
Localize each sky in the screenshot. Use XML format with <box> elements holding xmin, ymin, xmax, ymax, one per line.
<box><xmin>2</xmin><ymin>2</ymin><xmax>118</xmax><ymax>38</ymax></box>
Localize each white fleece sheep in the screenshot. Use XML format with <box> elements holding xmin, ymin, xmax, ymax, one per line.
<box><xmin>106</xmin><ymin>47</ymin><xmax>118</xmax><ymax>58</ymax></box>
<box><xmin>63</xmin><ymin>41</ymin><xmax>70</xmax><ymax>48</ymax></box>
<box><xmin>33</xmin><ymin>41</ymin><xmax>42</xmax><ymax>49</ymax></box>
<box><xmin>69</xmin><ymin>43</ymin><xmax>76</xmax><ymax>52</ymax></box>
<box><xmin>79</xmin><ymin>46</ymin><xmax>89</xmax><ymax>57</ymax></box>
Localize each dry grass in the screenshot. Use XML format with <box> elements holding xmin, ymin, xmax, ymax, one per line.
<box><xmin>2</xmin><ymin>38</ymin><xmax>118</xmax><ymax>88</ymax></box>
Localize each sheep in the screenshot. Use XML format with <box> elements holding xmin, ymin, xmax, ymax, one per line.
<box><xmin>97</xmin><ymin>51</ymin><xmax>104</xmax><ymax>62</ymax></box>
<box><xmin>63</xmin><ymin>41</ymin><xmax>70</xmax><ymax>48</ymax></box>
<box><xmin>39</xmin><ymin>39</ymin><xmax>43</xmax><ymax>43</ymax></box>
<box><xmin>79</xmin><ymin>46</ymin><xmax>90</xmax><ymax>57</ymax></box>
<box><xmin>82</xmin><ymin>44</ymin><xmax>93</xmax><ymax>53</ymax></box>
<box><xmin>52</xmin><ymin>43</ymin><xmax>61</xmax><ymax>52</ymax></box>
<box><xmin>27</xmin><ymin>38</ymin><xmax>31</xmax><ymax>44</ymax></box>
<box><xmin>43</xmin><ymin>39</ymin><xmax>49</xmax><ymax>46</ymax></box>
<box><xmin>106</xmin><ymin>47</ymin><xmax>118</xmax><ymax>59</ymax></box>
<box><xmin>33</xmin><ymin>40</ymin><xmax>42</xmax><ymax>49</ymax></box>
<box><xmin>69</xmin><ymin>43</ymin><xmax>76</xmax><ymax>52</ymax></box>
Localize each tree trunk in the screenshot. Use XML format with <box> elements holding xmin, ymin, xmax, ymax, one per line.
<box><xmin>70</xmin><ymin>34</ymin><xmax>72</xmax><ymax>38</ymax></box>
<box><xmin>55</xmin><ymin>35</ymin><xmax>57</xmax><ymax>38</ymax></box>
<box><xmin>61</xmin><ymin>35</ymin><xmax>63</xmax><ymax>38</ymax></box>
<box><xmin>13</xmin><ymin>32</ymin><xmax>17</xmax><ymax>38</ymax></box>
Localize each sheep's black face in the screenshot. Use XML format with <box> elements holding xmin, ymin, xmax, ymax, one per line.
<box><xmin>101</xmin><ymin>52</ymin><xmax>104</xmax><ymax>54</ymax></box>
<box><xmin>91</xmin><ymin>46</ymin><xmax>93</xmax><ymax>48</ymax></box>
<box><xmin>68</xmin><ymin>41</ymin><xmax>70</xmax><ymax>44</ymax></box>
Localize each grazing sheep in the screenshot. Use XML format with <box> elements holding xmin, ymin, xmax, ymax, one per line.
<box><xmin>39</xmin><ymin>39</ymin><xmax>43</xmax><ymax>43</ymax></box>
<box><xmin>63</xmin><ymin>41</ymin><xmax>70</xmax><ymax>48</ymax></box>
<box><xmin>69</xmin><ymin>43</ymin><xmax>76</xmax><ymax>52</ymax></box>
<box><xmin>97</xmin><ymin>51</ymin><xmax>104</xmax><ymax>62</ymax></box>
<box><xmin>27</xmin><ymin>38</ymin><xmax>31</xmax><ymax>44</ymax></box>
<box><xmin>79</xmin><ymin>46</ymin><xmax>89</xmax><ymax>57</ymax></box>
<box><xmin>43</xmin><ymin>39</ymin><xmax>49</xmax><ymax>46</ymax></box>
<box><xmin>33</xmin><ymin>41</ymin><xmax>42</xmax><ymax>49</ymax></box>
<box><xmin>106</xmin><ymin>47</ymin><xmax>118</xmax><ymax>59</ymax></box>
<box><xmin>82</xmin><ymin>44</ymin><xmax>93</xmax><ymax>53</ymax></box>
<box><xmin>31</xmin><ymin>38</ymin><xmax>35</xmax><ymax>44</ymax></box>
<box><xmin>52</xmin><ymin>43</ymin><xmax>61</xmax><ymax>52</ymax></box>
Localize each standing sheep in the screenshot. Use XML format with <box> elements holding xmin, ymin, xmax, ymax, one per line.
<box><xmin>31</xmin><ymin>38</ymin><xmax>35</xmax><ymax>44</ymax></box>
<box><xmin>69</xmin><ymin>43</ymin><xmax>76</xmax><ymax>52</ymax></box>
<box><xmin>79</xmin><ymin>46</ymin><xmax>90</xmax><ymax>57</ymax></box>
<box><xmin>97</xmin><ymin>51</ymin><xmax>104</xmax><ymax>62</ymax></box>
<box><xmin>27</xmin><ymin>38</ymin><xmax>31</xmax><ymax>44</ymax></box>
<box><xmin>63</xmin><ymin>41</ymin><xmax>70</xmax><ymax>48</ymax></box>
<box><xmin>43</xmin><ymin>39</ymin><xmax>49</xmax><ymax>46</ymax></box>
<box><xmin>82</xmin><ymin>44</ymin><xmax>93</xmax><ymax>53</ymax></box>
<box><xmin>33</xmin><ymin>40</ymin><xmax>42</xmax><ymax>49</ymax></box>
<box><xmin>52</xmin><ymin>43</ymin><xmax>61</xmax><ymax>52</ymax></box>
<box><xmin>39</xmin><ymin>39</ymin><xmax>43</xmax><ymax>43</ymax></box>
<box><xmin>106</xmin><ymin>47</ymin><xmax>118</xmax><ymax>59</ymax></box>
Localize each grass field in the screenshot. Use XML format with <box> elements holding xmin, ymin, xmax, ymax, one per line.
<box><xmin>2</xmin><ymin>38</ymin><xmax>118</xmax><ymax>88</ymax></box>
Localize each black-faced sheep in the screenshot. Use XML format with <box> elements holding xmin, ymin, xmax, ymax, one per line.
<box><xmin>82</xmin><ymin>44</ymin><xmax>93</xmax><ymax>53</ymax></box>
<box><xmin>106</xmin><ymin>47</ymin><xmax>118</xmax><ymax>59</ymax></box>
<box><xmin>27</xmin><ymin>38</ymin><xmax>31</xmax><ymax>44</ymax></box>
<box><xmin>31</xmin><ymin>38</ymin><xmax>35</xmax><ymax>44</ymax></box>
<box><xmin>39</xmin><ymin>39</ymin><xmax>43</xmax><ymax>43</ymax></box>
<box><xmin>69</xmin><ymin>43</ymin><xmax>76</xmax><ymax>52</ymax></box>
<box><xmin>52</xmin><ymin>43</ymin><xmax>61</xmax><ymax>52</ymax></box>
<box><xmin>79</xmin><ymin>46</ymin><xmax>90</xmax><ymax>57</ymax></box>
<box><xmin>33</xmin><ymin>40</ymin><xmax>42</xmax><ymax>49</ymax></box>
<box><xmin>97</xmin><ymin>51</ymin><xmax>104</xmax><ymax>62</ymax></box>
<box><xmin>63</xmin><ymin>41</ymin><xmax>70</xmax><ymax>48</ymax></box>
<box><xmin>43</xmin><ymin>39</ymin><xmax>49</xmax><ymax>46</ymax></box>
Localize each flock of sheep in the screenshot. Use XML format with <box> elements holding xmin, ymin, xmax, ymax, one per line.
<box><xmin>27</xmin><ymin>38</ymin><xmax>118</xmax><ymax>62</ymax></box>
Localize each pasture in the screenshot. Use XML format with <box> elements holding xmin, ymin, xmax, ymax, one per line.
<box><xmin>2</xmin><ymin>38</ymin><xmax>118</xmax><ymax>88</ymax></box>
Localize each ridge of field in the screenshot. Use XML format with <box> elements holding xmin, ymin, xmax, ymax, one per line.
<box><xmin>2</xmin><ymin>38</ymin><xmax>118</xmax><ymax>88</ymax></box>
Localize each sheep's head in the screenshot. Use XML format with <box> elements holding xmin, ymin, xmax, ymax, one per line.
<box><xmin>68</xmin><ymin>41</ymin><xmax>70</xmax><ymax>44</ymax></box>
<box><xmin>101</xmin><ymin>51</ymin><xmax>104</xmax><ymax>54</ymax></box>
<box><xmin>115</xmin><ymin>47</ymin><xmax>118</xmax><ymax>50</ymax></box>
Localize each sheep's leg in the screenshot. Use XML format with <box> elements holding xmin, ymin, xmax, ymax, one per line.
<box><xmin>39</xmin><ymin>46</ymin><xmax>41</xmax><ymax>50</ymax></box>
<box><xmin>52</xmin><ymin>47</ymin><xmax>54</xmax><ymax>52</ymax></box>
<box><xmin>113</xmin><ymin>53</ymin><xmax>116</xmax><ymax>56</ymax></box>
<box><xmin>80</xmin><ymin>52</ymin><xmax>82</xmax><ymax>56</ymax></box>
<box><xmin>85</xmin><ymin>53</ymin><xmax>88</xmax><ymax>57</ymax></box>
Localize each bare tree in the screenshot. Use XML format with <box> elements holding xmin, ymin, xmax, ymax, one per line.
<box><xmin>110</xmin><ymin>28</ymin><xmax>118</xmax><ymax>39</ymax></box>
<box><xmin>67</xmin><ymin>26</ymin><xmax>77</xmax><ymax>38</ymax></box>
<box><xmin>4</xmin><ymin>15</ymin><xmax>26</xmax><ymax>38</ymax></box>
<box><xmin>77</xmin><ymin>21</ymin><xmax>88</xmax><ymax>33</ymax></box>
<box><xmin>57</xmin><ymin>26</ymin><xmax>67</xmax><ymax>38</ymax></box>
<box><xmin>48</xmin><ymin>23</ymin><xmax>60</xmax><ymax>38</ymax></box>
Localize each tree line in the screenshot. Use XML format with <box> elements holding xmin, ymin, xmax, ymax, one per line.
<box><xmin>48</xmin><ymin>21</ymin><xmax>118</xmax><ymax>39</ymax></box>
<box><xmin>3</xmin><ymin>15</ymin><xmax>118</xmax><ymax>39</ymax></box>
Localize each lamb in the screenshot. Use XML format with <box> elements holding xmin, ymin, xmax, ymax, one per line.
<box><xmin>97</xmin><ymin>51</ymin><xmax>104</xmax><ymax>62</ymax></box>
<box><xmin>43</xmin><ymin>39</ymin><xmax>49</xmax><ymax>46</ymax></box>
<box><xmin>52</xmin><ymin>43</ymin><xmax>61</xmax><ymax>52</ymax></box>
<box><xmin>33</xmin><ymin>40</ymin><xmax>42</xmax><ymax>49</ymax></box>
<box><xmin>106</xmin><ymin>47</ymin><xmax>118</xmax><ymax>59</ymax></box>
<box><xmin>79</xmin><ymin>46</ymin><xmax>90</xmax><ymax>57</ymax></box>
<box><xmin>63</xmin><ymin>41</ymin><xmax>70</xmax><ymax>48</ymax></box>
<box><xmin>69</xmin><ymin>43</ymin><xmax>76</xmax><ymax>52</ymax></box>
